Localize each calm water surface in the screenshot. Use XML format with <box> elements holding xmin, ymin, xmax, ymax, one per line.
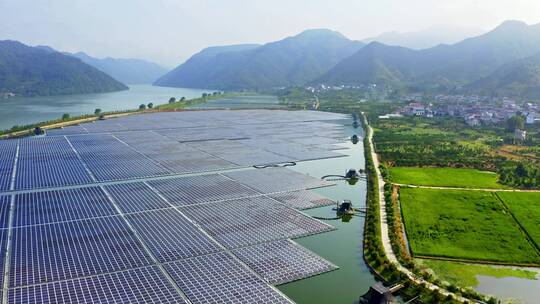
<box><xmin>0</xmin><ymin>85</ymin><xmax>209</xmax><ymax>130</ymax></box>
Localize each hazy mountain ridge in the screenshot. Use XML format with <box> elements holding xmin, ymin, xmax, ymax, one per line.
<box><xmin>317</xmin><ymin>20</ymin><xmax>540</xmax><ymax>96</ymax></box>
<box><xmin>71</xmin><ymin>52</ymin><xmax>168</xmax><ymax>84</ymax></box>
<box><xmin>0</xmin><ymin>40</ymin><xmax>128</xmax><ymax>97</ymax></box>
<box><xmin>154</xmin><ymin>29</ymin><xmax>365</xmax><ymax>90</ymax></box>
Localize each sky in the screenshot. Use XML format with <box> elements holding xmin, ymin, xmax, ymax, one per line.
<box><xmin>1</xmin><ymin>0</ymin><xmax>540</xmax><ymax>68</ymax></box>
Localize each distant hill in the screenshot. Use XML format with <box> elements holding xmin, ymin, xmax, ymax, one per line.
<box><xmin>155</xmin><ymin>29</ymin><xmax>365</xmax><ymax>90</ymax></box>
<box><xmin>316</xmin><ymin>20</ymin><xmax>540</xmax><ymax>92</ymax></box>
<box><xmin>363</xmin><ymin>26</ymin><xmax>485</xmax><ymax>50</ymax></box>
<box><xmin>467</xmin><ymin>52</ymin><xmax>540</xmax><ymax>98</ymax></box>
<box><xmin>0</xmin><ymin>40</ymin><xmax>128</xmax><ymax>97</ymax></box>
<box><xmin>71</xmin><ymin>52</ymin><xmax>168</xmax><ymax>84</ymax></box>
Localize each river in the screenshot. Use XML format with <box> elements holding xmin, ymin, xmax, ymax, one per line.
<box><xmin>0</xmin><ymin>85</ymin><xmax>209</xmax><ymax>131</ymax></box>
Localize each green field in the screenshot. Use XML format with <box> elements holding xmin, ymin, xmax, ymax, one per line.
<box><xmin>416</xmin><ymin>259</ymin><xmax>537</xmax><ymax>287</ymax></box>
<box><xmin>400</xmin><ymin>188</ymin><xmax>540</xmax><ymax>264</ymax></box>
<box><xmin>389</xmin><ymin>167</ymin><xmax>509</xmax><ymax>189</ymax></box>
<box><xmin>497</xmin><ymin>192</ymin><xmax>540</xmax><ymax>248</ymax></box>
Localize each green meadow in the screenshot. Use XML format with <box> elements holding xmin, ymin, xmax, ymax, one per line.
<box><xmin>400</xmin><ymin>188</ymin><xmax>540</xmax><ymax>264</ymax></box>
<box><xmin>497</xmin><ymin>192</ymin><xmax>540</xmax><ymax>248</ymax></box>
<box><xmin>389</xmin><ymin>167</ymin><xmax>509</xmax><ymax>189</ymax></box>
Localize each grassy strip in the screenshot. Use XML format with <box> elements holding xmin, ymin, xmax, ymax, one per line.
<box><xmin>416</xmin><ymin>259</ymin><xmax>538</xmax><ymax>287</ymax></box>
<box><xmin>389</xmin><ymin>167</ymin><xmax>509</xmax><ymax>189</ymax></box>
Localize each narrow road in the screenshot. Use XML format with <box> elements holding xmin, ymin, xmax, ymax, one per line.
<box><xmin>364</xmin><ymin>116</ymin><xmax>470</xmax><ymax>302</ymax></box>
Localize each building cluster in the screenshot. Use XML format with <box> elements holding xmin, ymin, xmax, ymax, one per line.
<box><xmin>400</xmin><ymin>98</ymin><xmax>540</xmax><ymax>127</ymax></box>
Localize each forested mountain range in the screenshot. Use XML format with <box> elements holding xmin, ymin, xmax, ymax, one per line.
<box><xmin>0</xmin><ymin>40</ymin><xmax>127</xmax><ymax>96</ymax></box>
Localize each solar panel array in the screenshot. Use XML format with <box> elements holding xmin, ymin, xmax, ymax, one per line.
<box><xmin>181</xmin><ymin>196</ymin><xmax>335</xmax><ymax>249</ymax></box>
<box><xmin>224</xmin><ymin>167</ymin><xmax>335</xmax><ymax>193</ymax></box>
<box><xmin>164</xmin><ymin>252</ymin><xmax>291</xmax><ymax>304</ymax></box>
<box><xmin>8</xmin><ymin>266</ymin><xmax>186</xmax><ymax>304</ymax></box>
<box><xmin>0</xmin><ymin>110</ymin><xmax>352</xmax><ymax>303</ymax></box>
<box><xmin>233</xmin><ymin>239</ymin><xmax>338</xmax><ymax>285</ymax></box>
<box><xmin>269</xmin><ymin>190</ymin><xmax>335</xmax><ymax>210</ymax></box>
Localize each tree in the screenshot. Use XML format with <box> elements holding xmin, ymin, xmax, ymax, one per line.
<box><xmin>506</xmin><ymin>115</ymin><xmax>525</xmax><ymax>132</ymax></box>
<box><xmin>180</xmin><ymin>97</ymin><xmax>186</xmax><ymax>101</ymax></box>
<box><xmin>94</xmin><ymin>108</ymin><xmax>102</xmax><ymax>115</ymax></box>
<box><xmin>147</xmin><ymin>102</ymin><xmax>154</xmax><ymax>109</ymax></box>
<box><xmin>202</xmin><ymin>93</ymin><xmax>208</xmax><ymax>99</ymax></box>
<box><xmin>62</xmin><ymin>113</ymin><xmax>70</xmax><ymax>120</ymax></box>
<box><xmin>168</xmin><ymin>97</ymin><xmax>176</xmax><ymax>104</ymax></box>
<box><xmin>139</xmin><ymin>104</ymin><xmax>146</xmax><ymax>110</ymax></box>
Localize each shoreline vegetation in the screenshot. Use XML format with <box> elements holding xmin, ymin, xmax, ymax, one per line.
<box><xmin>0</xmin><ymin>91</ymin><xmax>237</xmax><ymax>139</ymax></box>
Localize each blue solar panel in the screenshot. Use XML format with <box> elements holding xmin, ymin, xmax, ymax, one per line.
<box><xmin>0</xmin><ymin>195</ymin><xmax>11</xmax><ymax>228</ymax></box>
<box><xmin>8</xmin><ymin>266</ymin><xmax>186</xmax><ymax>304</ymax></box>
<box><xmin>68</xmin><ymin>135</ymin><xmax>170</xmax><ymax>181</ymax></box>
<box><xmin>148</xmin><ymin>174</ymin><xmax>259</xmax><ymax>206</ymax></box>
<box><xmin>127</xmin><ymin>208</ymin><xmax>221</xmax><ymax>262</ymax></box>
<box><xmin>10</xmin><ymin>216</ymin><xmax>153</xmax><ymax>287</ymax></box>
<box><xmin>164</xmin><ymin>252</ymin><xmax>291</xmax><ymax>304</ymax></box>
<box><xmin>181</xmin><ymin>196</ymin><xmax>335</xmax><ymax>249</ymax></box>
<box><xmin>0</xmin><ymin>228</ymin><xmax>8</xmax><ymax>290</ymax></box>
<box><xmin>15</xmin><ymin>137</ymin><xmax>93</xmax><ymax>190</ymax></box>
<box><xmin>0</xmin><ymin>139</ymin><xmax>17</xmax><ymax>191</ymax></box>
<box><xmin>13</xmin><ymin>187</ymin><xmax>118</xmax><ymax>227</ymax></box>
<box><xmin>105</xmin><ymin>182</ymin><xmax>170</xmax><ymax>213</ymax></box>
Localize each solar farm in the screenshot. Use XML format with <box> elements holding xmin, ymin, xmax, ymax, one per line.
<box><xmin>0</xmin><ymin>109</ymin><xmax>352</xmax><ymax>303</ymax></box>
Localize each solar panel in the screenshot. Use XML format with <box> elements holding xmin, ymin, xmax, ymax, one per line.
<box><xmin>232</xmin><ymin>239</ymin><xmax>338</xmax><ymax>285</ymax></box>
<box><xmin>180</xmin><ymin>196</ymin><xmax>335</xmax><ymax>249</ymax></box>
<box><xmin>104</xmin><ymin>182</ymin><xmax>170</xmax><ymax>213</ymax></box>
<box><xmin>68</xmin><ymin>135</ymin><xmax>170</xmax><ymax>181</ymax></box>
<box><xmin>8</xmin><ymin>266</ymin><xmax>186</xmax><ymax>304</ymax></box>
<box><xmin>15</xmin><ymin>137</ymin><xmax>93</xmax><ymax>190</ymax></box>
<box><xmin>126</xmin><ymin>208</ymin><xmax>221</xmax><ymax>262</ymax></box>
<box><xmin>148</xmin><ymin>174</ymin><xmax>259</xmax><ymax>206</ymax></box>
<box><xmin>163</xmin><ymin>252</ymin><xmax>291</xmax><ymax>304</ymax></box>
<box><xmin>0</xmin><ymin>195</ymin><xmax>11</xmax><ymax>228</ymax></box>
<box><xmin>10</xmin><ymin>216</ymin><xmax>153</xmax><ymax>287</ymax></box>
<box><xmin>224</xmin><ymin>167</ymin><xmax>335</xmax><ymax>194</ymax></box>
<box><xmin>269</xmin><ymin>190</ymin><xmax>335</xmax><ymax>210</ymax></box>
<box><xmin>0</xmin><ymin>139</ymin><xmax>17</xmax><ymax>191</ymax></box>
<box><xmin>0</xmin><ymin>228</ymin><xmax>8</xmax><ymax>289</ymax></box>
<box><xmin>13</xmin><ymin>187</ymin><xmax>117</xmax><ymax>227</ymax></box>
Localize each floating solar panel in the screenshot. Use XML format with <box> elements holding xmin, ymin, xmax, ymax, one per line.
<box><xmin>10</xmin><ymin>216</ymin><xmax>153</xmax><ymax>287</ymax></box>
<box><xmin>0</xmin><ymin>139</ymin><xmax>17</xmax><ymax>191</ymax></box>
<box><xmin>233</xmin><ymin>239</ymin><xmax>338</xmax><ymax>285</ymax></box>
<box><xmin>0</xmin><ymin>228</ymin><xmax>7</xmax><ymax>289</ymax></box>
<box><xmin>45</xmin><ymin>125</ymin><xmax>88</xmax><ymax>136</ymax></box>
<box><xmin>269</xmin><ymin>190</ymin><xmax>335</xmax><ymax>210</ymax></box>
<box><xmin>224</xmin><ymin>167</ymin><xmax>335</xmax><ymax>194</ymax></box>
<box><xmin>8</xmin><ymin>266</ymin><xmax>186</xmax><ymax>304</ymax></box>
<box><xmin>0</xmin><ymin>195</ymin><xmax>11</xmax><ymax>228</ymax></box>
<box><xmin>163</xmin><ymin>252</ymin><xmax>291</xmax><ymax>304</ymax></box>
<box><xmin>68</xmin><ymin>134</ymin><xmax>170</xmax><ymax>181</ymax></box>
<box><xmin>15</xmin><ymin>137</ymin><xmax>93</xmax><ymax>190</ymax></box>
<box><xmin>148</xmin><ymin>174</ymin><xmax>259</xmax><ymax>206</ymax></box>
<box><xmin>13</xmin><ymin>187</ymin><xmax>117</xmax><ymax>227</ymax></box>
<box><xmin>104</xmin><ymin>182</ymin><xmax>169</xmax><ymax>213</ymax></box>
<box><xmin>126</xmin><ymin>209</ymin><xmax>221</xmax><ymax>262</ymax></box>
<box><xmin>180</xmin><ymin>196</ymin><xmax>335</xmax><ymax>249</ymax></box>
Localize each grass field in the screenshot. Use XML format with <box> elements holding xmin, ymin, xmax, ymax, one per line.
<box><xmin>400</xmin><ymin>188</ymin><xmax>540</xmax><ymax>264</ymax></box>
<box><xmin>389</xmin><ymin>167</ymin><xmax>509</xmax><ymax>189</ymax></box>
<box><xmin>497</xmin><ymin>192</ymin><xmax>540</xmax><ymax>248</ymax></box>
<box><xmin>416</xmin><ymin>259</ymin><xmax>537</xmax><ymax>287</ymax></box>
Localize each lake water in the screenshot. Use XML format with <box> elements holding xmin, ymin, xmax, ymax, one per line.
<box><xmin>0</xmin><ymin>85</ymin><xmax>209</xmax><ymax>131</ymax></box>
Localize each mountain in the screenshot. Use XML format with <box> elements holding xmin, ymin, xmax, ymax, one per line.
<box><xmin>71</xmin><ymin>52</ymin><xmax>167</xmax><ymax>84</ymax></box>
<box><xmin>0</xmin><ymin>40</ymin><xmax>128</xmax><ymax>97</ymax></box>
<box><xmin>317</xmin><ymin>20</ymin><xmax>540</xmax><ymax>91</ymax></box>
<box><xmin>363</xmin><ymin>26</ymin><xmax>485</xmax><ymax>50</ymax></box>
<box><xmin>468</xmin><ymin>52</ymin><xmax>540</xmax><ymax>98</ymax></box>
<box><xmin>155</xmin><ymin>29</ymin><xmax>365</xmax><ymax>90</ymax></box>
